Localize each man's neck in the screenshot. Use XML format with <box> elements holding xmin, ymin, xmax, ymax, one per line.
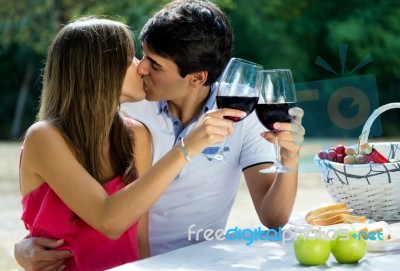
<box><xmin>167</xmin><ymin>85</ymin><xmax>211</xmax><ymax>128</ymax></box>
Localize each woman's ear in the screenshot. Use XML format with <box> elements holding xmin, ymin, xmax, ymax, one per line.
<box><xmin>190</xmin><ymin>71</ymin><xmax>208</xmax><ymax>87</ymax></box>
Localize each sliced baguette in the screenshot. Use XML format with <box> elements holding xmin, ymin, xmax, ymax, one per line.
<box><xmin>312</xmin><ymin>213</ymin><xmax>350</xmax><ymax>226</ymax></box>
<box><xmin>306</xmin><ymin>209</ymin><xmax>353</xmax><ymax>224</ymax></box>
<box><xmin>305</xmin><ymin>202</ymin><xmax>366</xmax><ymax>226</ymax></box>
<box><xmin>344</xmin><ymin>214</ymin><xmax>367</xmax><ymax>224</ymax></box>
<box><xmin>311</xmin><ymin>213</ymin><xmax>366</xmax><ymax>226</ymax></box>
<box><xmin>305</xmin><ymin>202</ymin><xmax>347</xmax><ymax>222</ymax></box>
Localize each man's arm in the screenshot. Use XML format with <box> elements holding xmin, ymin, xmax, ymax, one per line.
<box><xmin>244</xmin><ymin>162</ymin><xmax>298</xmax><ymax>229</ymax></box>
<box><xmin>244</xmin><ymin>107</ymin><xmax>304</xmax><ymax>229</ymax></box>
<box><xmin>14</xmin><ymin>237</ymin><xmax>71</xmax><ymax>271</ymax></box>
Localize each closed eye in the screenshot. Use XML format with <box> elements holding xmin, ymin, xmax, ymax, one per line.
<box><xmin>151</xmin><ymin>62</ymin><xmax>161</xmax><ymax>71</ymax></box>
<box><xmin>146</xmin><ymin>56</ymin><xmax>162</xmax><ymax>71</ymax></box>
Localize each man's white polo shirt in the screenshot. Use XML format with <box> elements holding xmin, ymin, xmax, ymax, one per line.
<box><xmin>121</xmin><ymin>87</ymin><xmax>274</xmax><ymax>256</ymax></box>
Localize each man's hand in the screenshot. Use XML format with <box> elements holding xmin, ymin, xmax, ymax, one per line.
<box><xmin>261</xmin><ymin>107</ymin><xmax>305</xmax><ymax>162</ymax></box>
<box><xmin>14</xmin><ymin>237</ymin><xmax>71</xmax><ymax>271</ymax></box>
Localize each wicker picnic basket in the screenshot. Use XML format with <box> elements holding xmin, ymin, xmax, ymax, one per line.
<box><xmin>314</xmin><ymin>103</ymin><xmax>400</xmax><ymax>221</ymax></box>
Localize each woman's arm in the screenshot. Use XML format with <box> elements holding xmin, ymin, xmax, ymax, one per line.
<box><xmin>137</xmin><ymin>212</ymin><xmax>150</xmax><ymax>259</ymax></box>
<box><xmin>21</xmin><ymin>108</ymin><xmax>246</xmax><ymax>240</ymax></box>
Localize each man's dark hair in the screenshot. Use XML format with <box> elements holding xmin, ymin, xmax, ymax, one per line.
<box><xmin>140</xmin><ymin>0</ymin><xmax>233</xmax><ymax>85</ymax></box>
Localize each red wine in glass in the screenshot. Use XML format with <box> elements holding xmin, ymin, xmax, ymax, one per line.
<box><xmin>256</xmin><ymin>102</ymin><xmax>297</xmax><ymax>132</ymax></box>
<box><xmin>255</xmin><ymin>69</ymin><xmax>297</xmax><ymax>173</ymax></box>
<box><xmin>205</xmin><ymin>57</ymin><xmax>263</xmax><ymax>163</ymax></box>
<box><xmin>216</xmin><ymin>96</ymin><xmax>259</xmax><ymax>122</ymax></box>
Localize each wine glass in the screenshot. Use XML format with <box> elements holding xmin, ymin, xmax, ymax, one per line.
<box><xmin>205</xmin><ymin>57</ymin><xmax>263</xmax><ymax>163</ymax></box>
<box><xmin>255</xmin><ymin>69</ymin><xmax>297</xmax><ymax>173</ymax></box>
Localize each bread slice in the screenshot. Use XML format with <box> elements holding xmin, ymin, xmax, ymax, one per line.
<box><xmin>344</xmin><ymin>214</ymin><xmax>367</xmax><ymax>224</ymax></box>
<box><xmin>312</xmin><ymin>214</ymin><xmax>345</xmax><ymax>226</ymax></box>
<box><xmin>306</xmin><ymin>209</ymin><xmax>353</xmax><ymax>224</ymax></box>
<box><xmin>305</xmin><ymin>202</ymin><xmax>347</xmax><ymax>222</ymax></box>
<box><xmin>305</xmin><ymin>202</ymin><xmax>366</xmax><ymax>226</ymax></box>
<box><xmin>310</xmin><ymin>213</ymin><xmax>366</xmax><ymax>226</ymax></box>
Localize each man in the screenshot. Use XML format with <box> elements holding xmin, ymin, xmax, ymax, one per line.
<box><xmin>15</xmin><ymin>0</ymin><xmax>305</xmax><ymax>270</ymax></box>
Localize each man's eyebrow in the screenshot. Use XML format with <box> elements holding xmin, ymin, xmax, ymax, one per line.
<box><xmin>146</xmin><ymin>55</ymin><xmax>162</xmax><ymax>68</ymax></box>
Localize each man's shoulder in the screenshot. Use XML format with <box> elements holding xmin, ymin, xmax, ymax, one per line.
<box><xmin>121</xmin><ymin>100</ymin><xmax>159</xmax><ymax>117</ymax></box>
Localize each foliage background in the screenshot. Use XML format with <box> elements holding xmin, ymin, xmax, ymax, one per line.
<box><xmin>1</xmin><ymin>0</ymin><xmax>399</xmax><ymax>140</ymax></box>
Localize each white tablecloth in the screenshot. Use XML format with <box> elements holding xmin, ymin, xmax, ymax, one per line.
<box><xmin>108</xmin><ymin>233</ymin><xmax>400</xmax><ymax>270</ymax></box>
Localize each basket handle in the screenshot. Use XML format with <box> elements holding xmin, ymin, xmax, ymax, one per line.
<box><xmin>359</xmin><ymin>102</ymin><xmax>400</xmax><ymax>146</ymax></box>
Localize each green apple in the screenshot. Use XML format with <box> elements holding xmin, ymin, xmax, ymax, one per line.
<box><xmin>294</xmin><ymin>233</ymin><xmax>331</xmax><ymax>266</ymax></box>
<box><xmin>331</xmin><ymin>230</ymin><xmax>367</xmax><ymax>264</ymax></box>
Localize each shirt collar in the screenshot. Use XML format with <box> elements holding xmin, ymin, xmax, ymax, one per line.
<box><xmin>157</xmin><ymin>100</ymin><xmax>168</xmax><ymax>115</ymax></box>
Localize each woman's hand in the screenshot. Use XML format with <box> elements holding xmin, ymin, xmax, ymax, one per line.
<box><xmin>183</xmin><ymin>108</ymin><xmax>246</xmax><ymax>158</ymax></box>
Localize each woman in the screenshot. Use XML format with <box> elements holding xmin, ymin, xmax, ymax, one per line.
<box><xmin>19</xmin><ymin>17</ymin><xmax>245</xmax><ymax>270</ymax></box>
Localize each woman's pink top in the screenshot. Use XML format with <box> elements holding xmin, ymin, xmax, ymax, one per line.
<box><xmin>21</xmin><ymin>175</ymin><xmax>140</xmax><ymax>271</ymax></box>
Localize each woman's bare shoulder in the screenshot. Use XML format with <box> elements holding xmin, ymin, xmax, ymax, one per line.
<box><xmin>24</xmin><ymin>121</ymin><xmax>62</xmax><ymax>144</ymax></box>
<box><xmin>23</xmin><ymin>121</ymin><xmax>68</xmax><ymax>155</ymax></box>
<box><xmin>20</xmin><ymin>121</ymin><xmax>68</xmax><ymax>195</ymax></box>
<box><xmin>125</xmin><ymin>118</ymin><xmax>151</xmax><ymax>142</ymax></box>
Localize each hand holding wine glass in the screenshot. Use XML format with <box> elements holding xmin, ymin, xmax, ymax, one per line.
<box><xmin>255</xmin><ymin>69</ymin><xmax>298</xmax><ymax>173</ymax></box>
<box><xmin>205</xmin><ymin>57</ymin><xmax>263</xmax><ymax>163</ymax></box>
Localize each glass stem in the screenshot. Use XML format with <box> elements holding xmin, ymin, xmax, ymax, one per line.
<box><xmin>274</xmin><ymin>133</ymin><xmax>282</xmax><ymax>165</ymax></box>
<box><xmin>217</xmin><ymin>136</ymin><xmax>227</xmax><ymax>154</ymax></box>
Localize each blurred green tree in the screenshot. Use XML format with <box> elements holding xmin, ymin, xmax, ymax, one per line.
<box><xmin>0</xmin><ymin>0</ymin><xmax>233</xmax><ymax>139</ymax></box>
<box><xmin>0</xmin><ymin>0</ymin><xmax>399</xmax><ymax>139</ymax></box>
<box><xmin>0</xmin><ymin>0</ymin><xmax>169</xmax><ymax>139</ymax></box>
<box><xmin>226</xmin><ymin>0</ymin><xmax>400</xmax><ymax>137</ymax></box>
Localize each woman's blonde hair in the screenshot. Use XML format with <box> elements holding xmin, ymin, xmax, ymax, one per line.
<box><xmin>38</xmin><ymin>17</ymin><xmax>137</xmax><ymax>184</ymax></box>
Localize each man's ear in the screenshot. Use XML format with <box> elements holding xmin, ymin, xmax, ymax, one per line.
<box><xmin>190</xmin><ymin>71</ymin><xmax>208</xmax><ymax>87</ymax></box>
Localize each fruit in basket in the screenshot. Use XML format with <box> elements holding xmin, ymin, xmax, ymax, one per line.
<box><xmin>317</xmin><ymin>143</ymin><xmax>391</xmax><ymax>165</ymax></box>
<box><xmin>327</xmin><ymin>150</ymin><xmax>338</xmax><ymax>161</ymax></box>
<box><xmin>334</xmin><ymin>144</ymin><xmax>346</xmax><ymax>155</ymax></box>
<box><xmin>317</xmin><ymin>144</ymin><xmax>369</xmax><ymax>164</ymax></box>
<box><xmin>317</xmin><ymin>150</ymin><xmax>328</xmax><ymax>160</ymax></box>
<box><xmin>361</xmin><ymin>143</ymin><xmax>389</xmax><ymax>163</ymax></box>
<box><xmin>336</xmin><ymin>154</ymin><xmax>345</xmax><ymax>163</ymax></box>
<box><xmin>345</xmin><ymin>146</ymin><xmax>356</xmax><ymax>156</ymax></box>
<box><xmin>343</xmin><ymin>155</ymin><xmax>356</xmax><ymax>164</ymax></box>
<box><xmin>355</xmin><ymin>154</ymin><xmax>367</xmax><ymax>164</ymax></box>
<box><xmin>294</xmin><ymin>233</ymin><xmax>331</xmax><ymax>266</ymax></box>
<box><xmin>331</xmin><ymin>230</ymin><xmax>367</xmax><ymax>264</ymax></box>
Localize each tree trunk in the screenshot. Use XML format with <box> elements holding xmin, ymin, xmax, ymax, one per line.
<box><xmin>11</xmin><ymin>61</ymin><xmax>33</xmax><ymax>139</ymax></box>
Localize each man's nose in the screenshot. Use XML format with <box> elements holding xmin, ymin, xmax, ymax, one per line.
<box><xmin>137</xmin><ymin>58</ymin><xmax>149</xmax><ymax>76</ymax></box>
